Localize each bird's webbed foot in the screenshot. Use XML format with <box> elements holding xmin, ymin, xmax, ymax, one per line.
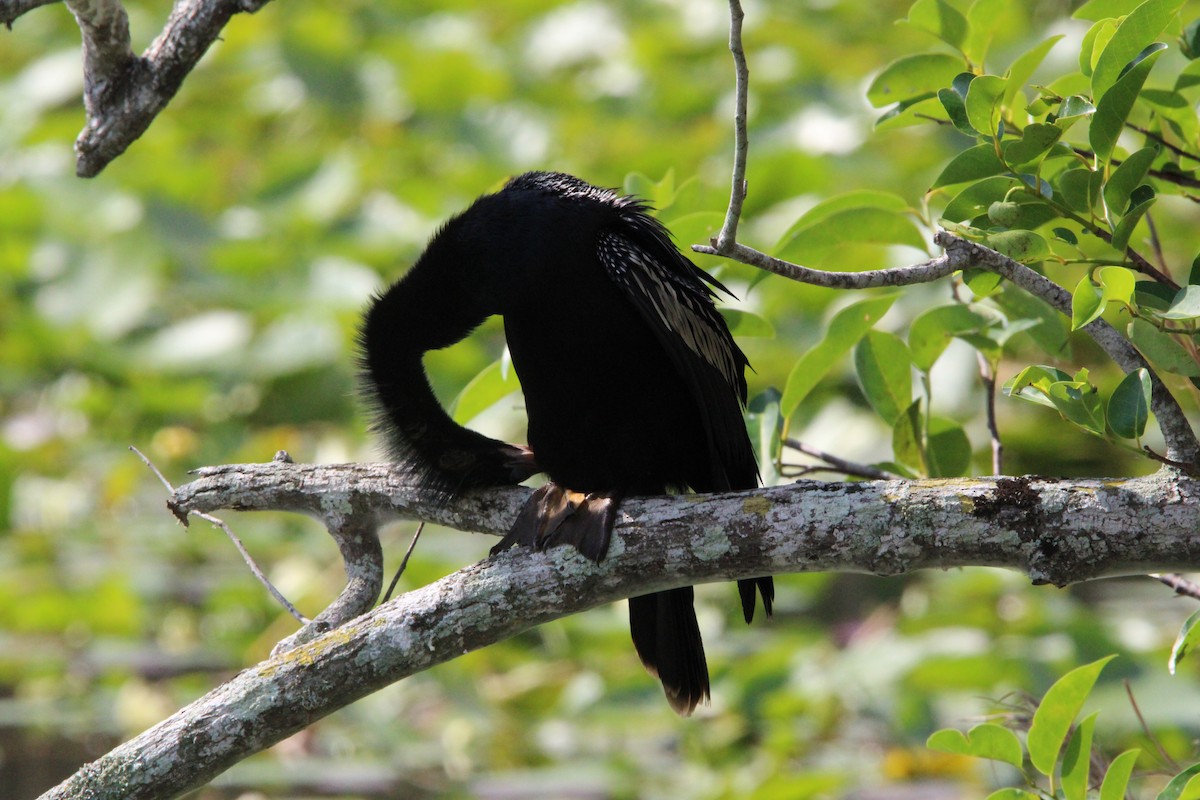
<box><xmin>490</xmin><ymin>483</ymin><xmax>619</xmax><ymax>563</ymax></box>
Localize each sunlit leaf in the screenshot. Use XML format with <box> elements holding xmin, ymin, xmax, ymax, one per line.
<box><xmin>931</xmin><ymin>144</ymin><xmax>1007</xmax><ymax>188</ymax></box>
<box><xmin>1158</xmin><ymin>285</ymin><xmax>1200</xmax><ymax>320</ymax></box>
<box><xmin>1104</xmin><ymin>146</ymin><xmax>1159</xmax><ymax>221</ymax></box>
<box><xmin>927</xmin><ymin>416</ymin><xmax>971</xmax><ymax>477</ymax></box>
<box><xmin>1100</xmin><ymin>750</ymin><xmax>1142</xmax><ymax>800</ymax></box>
<box><xmin>1128</xmin><ymin>319</ymin><xmax>1200</xmax><ymax>375</ymax></box>
<box><xmin>926</xmin><ymin>723</ymin><xmax>1024</xmax><ymax>768</ymax></box>
<box><xmin>1110</xmin><ymin>195</ymin><xmax>1156</xmax><ymax>252</ymax></box>
<box><xmin>903</xmin><ymin>0</ymin><xmax>969</xmax><ymax>49</ymax></box>
<box><xmin>1157</xmin><ymin>764</ymin><xmax>1200</xmax><ymax>800</ymax></box>
<box><xmin>1004</xmin><ymin>36</ymin><xmax>1065</xmax><ymax>109</ymax></box>
<box><xmin>854</xmin><ymin>330</ymin><xmax>912</xmax><ymax>425</ymax></box>
<box><xmin>1090</xmin><ymin>45</ymin><xmax>1167</xmax><ymax>164</ymax></box>
<box><xmin>1072</xmin><ymin>275</ymin><xmax>1105</xmax><ymax>330</ymax></box>
<box><xmin>1170</xmin><ymin>608</ymin><xmax>1200</xmax><ymax>675</ymax></box>
<box><xmin>909</xmin><ymin>304</ymin><xmax>989</xmax><ymax>371</ymax></box>
<box><xmin>1091</xmin><ymin>0</ymin><xmax>1186</xmax><ymax>102</ymax></box>
<box><xmin>782</xmin><ymin>296</ymin><xmax>897</xmax><ymax>416</ymax></box>
<box><xmin>1027</xmin><ymin>656</ymin><xmax>1115</xmax><ymax>777</ymax></box>
<box><xmin>1062</xmin><ymin>712</ymin><xmax>1099</xmax><ymax>800</ymax></box>
<box><xmin>985</xmin><ymin>229</ymin><xmax>1051</xmax><ymax>263</ymax></box>
<box><xmin>868</xmin><ymin>53</ymin><xmax>965</xmax><ymax>107</ymax></box>
<box><xmin>892</xmin><ymin>399</ymin><xmax>927</xmax><ymax>476</ymax></box>
<box><xmin>965</xmin><ymin>75</ymin><xmax>1006</xmax><ymax>138</ymax></box>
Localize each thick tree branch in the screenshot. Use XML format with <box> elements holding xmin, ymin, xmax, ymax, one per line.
<box><xmin>3</xmin><ymin>0</ymin><xmax>272</xmax><ymax>176</ymax></box>
<box><xmin>42</xmin><ymin>461</ymin><xmax>1200</xmax><ymax>800</ymax></box>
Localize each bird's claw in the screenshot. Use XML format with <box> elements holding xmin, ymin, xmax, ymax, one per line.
<box><xmin>490</xmin><ymin>482</ymin><xmax>617</xmax><ymax>563</ymax></box>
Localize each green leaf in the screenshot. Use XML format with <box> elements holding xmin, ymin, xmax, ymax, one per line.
<box><xmin>1090</xmin><ymin>44</ymin><xmax>1167</xmax><ymax>165</ymax></box>
<box><xmin>1159</xmin><ymin>285</ymin><xmax>1200</xmax><ymax>320</ymax></box>
<box><xmin>909</xmin><ymin>304</ymin><xmax>989</xmax><ymax>371</ymax></box>
<box><xmin>927</xmin><ymin>416</ymin><xmax>971</xmax><ymax>477</ymax></box>
<box><xmin>1108</xmin><ymin>368</ymin><xmax>1152</xmax><ymax>439</ymax></box>
<box><xmin>855</xmin><ymin>330</ymin><xmax>912</xmax><ymax>425</ymax></box>
<box><xmin>1058</xmin><ymin>94</ymin><xmax>1098</xmax><ymax>123</ymax></box>
<box><xmin>449</xmin><ymin>357</ymin><xmax>521</xmax><ymax>424</ymax></box>
<box><xmin>1170</xmin><ymin>608</ymin><xmax>1200</xmax><ymax>674</ymax></box>
<box><xmin>965</xmin><ymin>75</ymin><xmax>1006</xmax><ymax>138</ymax></box>
<box><xmin>1027</xmin><ymin>656</ymin><xmax>1115</xmax><ymax>777</ymax></box>
<box><xmin>1129</xmin><ymin>319</ymin><xmax>1200</xmax><ymax>376</ymax></box>
<box><xmin>782</xmin><ymin>295</ymin><xmax>897</xmax><ymax>417</ymax></box>
<box><xmin>775</xmin><ymin>207</ymin><xmax>926</xmax><ymax>268</ymax></box>
<box><xmin>926</xmin><ymin>723</ymin><xmax>1024</xmax><ymax>769</ymax></box>
<box><xmin>892</xmin><ymin>399</ymin><xmax>927</xmax><ymax>476</ymax></box>
<box><xmin>985</xmin><ymin>229</ymin><xmax>1051</xmax><ymax>263</ymax></box>
<box><xmin>1110</xmin><ymin>194</ymin><xmax>1156</xmax><ymax>252</ymax></box>
<box><xmin>903</xmin><ymin>0</ymin><xmax>969</xmax><ymax>49</ymax></box>
<box><xmin>1058</xmin><ymin>168</ymin><xmax>1104</xmax><ymax>214</ymax></box>
<box><xmin>1099</xmin><ymin>266</ymin><xmax>1137</xmax><ymax>305</ymax></box>
<box><xmin>1100</xmin><ymin>749</ymin><xmax>1142</xmax><ymax>800</ymax></box>
<box><xmin>966</xmin><ymin>0</ymin><xmax>1009</xmax><ymax>63</ymax></box>
<box><xmin>1104</xmin><ymin>146</ymin><xmax>1159</xmax><ymax>220</ymax></box>
<box><xmin>1082</xmin><ymin>18</ymin><xmax>1121</xmax><ymax>78</ymax></box>
<box><xmin>1072</xmin><ymin>275</ymin><xmax>1106</xmax><ymax>330</ymax></box>
<box><xmin>747</xmin><ymin>389</ymin><xmax>784</xmax><ymax>487</ymax></box>
<box><xmin>1091</xmin><ymin>0</ymin><xmax>1186</xmax><ymax>102</ymax></box>
<box><xmin>942</xmin><ymin>176</ymin><xmax>1020</xmax><ymax>222</ymax></box>
<box><xmin>720</xmin><ymin>309</ymin><xmax>776</xmax><ymax>338</ymax></box>
<box><xmin>1063</xmin><ymin>712</ymin><xmax>1099</xmax><ymax>800</ymax></box>
<box><xmin>868</xmin><ymin>53</ymin><xmax>966</xmax><ymax>107</ymax></box>
<box><xmin>1053</xmin><ymin>227</ymin><xmax>1079</xmax><ymax>245</ymax></box>
<box><xmin>1157</xmin><ymin>764</ymin><xmax>1200</xmax><ymax>800</ymax></box>
<box><xmin>1004</xmin><ymin>36</ymin><xmax>1066</xmax><ymax>109</ymax></box>
<box><xmin>932</xmin><ymin>144</ymin><xmax>1008</xmax><ymax>188</ymax></box>
<box><xmin>995</xmin><ymin>288</ymin><xmax>1071</xmax><ymax>355</ymax></box>
<box><xmin>963</xmin><ymin>268</ymin><xmax>1004</xmax><ymax>297</ymax></box>
<box><xmin>1048</xmin><ymin>378</ymin><xmax>1107</xmax><ymax>435</ymax></box>
<box><xmin>1182</xmin><ymin>17</ymin><xmax>1200</xmax><ymax>59</ymax></box>
<box><xmin>1002</xmin><ymin>123</ymin><xmax>1063</xmax><ymax>166</ymax></box>
<box><xmin>777</xmin><ymin>191</ymin><xmax>911</xmax><ymax>243</ymax></box>
<box><xmin>985</xmin><ymin>790</ymin><xmax>1042</xmax><ymax>800</ymax></box>
<box><xmin>1075</xmin><ymin>0</ymin><xmax>1147</xmax><ymax>20</ymax></box>
<box><xmin>938</xmin><ymin>86</ymin><xmax>976</xmax><ymax>135</ymax></box>
<box><xmin>876</xmin><ymin>94</ymin><xmax>946</xmax><ymax>130</ymax></box>
<box><xmin>1005</xmin><ymin>364</ymin><xmax>1076</xmax><ymax>409</ymax></box>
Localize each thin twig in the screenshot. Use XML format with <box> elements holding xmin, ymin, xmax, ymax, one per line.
<box><xmin>1124</xmin><ymin>679</ymin><xmax>1179</xmax><ymax>772</ymax></box>
<box><xmin>129</xmin><ymin>445</ymin><xmax>309</xmax><ymax>624</ymax></box>
<box><xmin>382</xmin><ymin>521</ymin><xmax>424</xmax><ymax>604</ymax></box>
<box><xmin>1151</xmin><ymin>572</ymin><xmax>1200</xmax><ymax>602</ymax></box>
<box><xmin>715</xmin><ymin>0</ymin><xmax>749</xmax><ymax>251</ymax></box>
<box><xmin>1145</xmin><ymin>212</ymin><xmax>1169</xmax><ymax>277</ymax></box>
<box><xmin>976</xmin><ymin>352</ymin><xmax>1003</xmax><ymax>475</ymax></box>
<box><xmin>782</xmin><ymin>438</ymin><xmax>899</xmax><ymax>480</ymax></box>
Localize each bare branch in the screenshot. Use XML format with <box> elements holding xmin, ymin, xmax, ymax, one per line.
<box><xmin>42</xmin><ymin>462</ymin><xmax>1200</xmax><ymax>800</ymax></box>
<box><xmin>1152</xmin><ymin>572</ymin><xmax>1200</xmax><ymax>602</ymax></box>
<box><xmin>715</xmin><ymin>0</ymin><xmax>749</xmax><ymax>251</ymax></box>
<box><xmin>782</xmin><ymin>438</ymin><xmax>899</xmax><ymax>480</ymax></box>
<box><xmin>64</xmin><ymin>0</ymin><xmax>135</xmax><ymax>123</ymax></box>
<box><xmin>694</xmin><ymin>239</ymin><xmax>962</xmax><ymax>287</ymax></box>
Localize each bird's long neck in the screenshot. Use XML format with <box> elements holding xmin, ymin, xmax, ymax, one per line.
<box><xmin>359</xmin><ymin>256</ymin><xmax>514</xmax><ymax>494</ymax></box>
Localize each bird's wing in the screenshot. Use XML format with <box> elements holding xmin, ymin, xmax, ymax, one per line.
<box><xmin>597</xmin><ymin>213</ymin><xmax>757</xmax><ymax>491</ymax></box>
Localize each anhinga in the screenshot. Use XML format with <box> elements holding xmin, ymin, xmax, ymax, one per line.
<box><xmin>360</xmin><ymin>171</ymin><xmax>773</xmax><ymax>715</ymax></box>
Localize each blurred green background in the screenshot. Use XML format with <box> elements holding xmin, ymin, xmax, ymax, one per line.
<box><xmin>3</xmin><ymin>0</ymin><xmax>1200</xmax><ymax>797</ymax></box>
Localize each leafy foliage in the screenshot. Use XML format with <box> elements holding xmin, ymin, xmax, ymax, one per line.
<box><xmin>4</xmin><ymin>0</ymin><xmax>1200</xmax><ymax>797</ymax></box>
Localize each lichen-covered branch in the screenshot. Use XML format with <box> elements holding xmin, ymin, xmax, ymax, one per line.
<box><xmin>42</xmin><ymin>461</ymin><xmax>1200</xmax><ymax>800</ymax></box>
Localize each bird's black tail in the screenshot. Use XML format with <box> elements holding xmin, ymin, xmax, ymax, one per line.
<box><xmin>628</xmin><ymin>588</ymin><xmax>709</xmax><ymax>716</ymax></box>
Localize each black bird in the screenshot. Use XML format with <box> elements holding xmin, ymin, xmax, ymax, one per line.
<box><xmin>359</xmin><ymin>171</ymin><xmax>773</xmax><ymax>714</ymax></box>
